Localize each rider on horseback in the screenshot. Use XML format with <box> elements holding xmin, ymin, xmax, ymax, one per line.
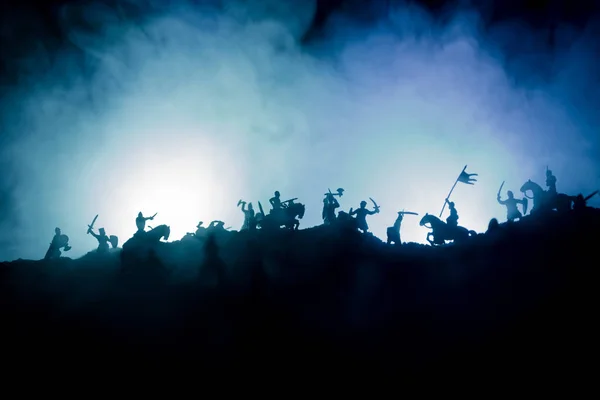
<box><xmin>445</xmin><ymin>199</ymin><xmax>459</xmax><ymax>227</ymax></box>
<box><xmin>497</xmin><ymin>190</ymin><xmax>527</xmax><ymax>222</ymax></box>
<box><xmin>349</xmin><ymin>200</ymin><xmax>379</xmax><ymax>233</ymax></box>
<box><xmin>136</xmin><ymin>212</ymin><xmax>155</xmax><ymax>232</ymax></box>
<box><xmin>270</xmin><ymin>191</ymin><xmax>282</xmax><ymax>211</ymax></box>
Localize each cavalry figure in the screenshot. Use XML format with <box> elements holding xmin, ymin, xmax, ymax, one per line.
<box><xmin>419</xmin><ymin>213</ymin><xmax>476</xmax><ymax>246</ymax></box>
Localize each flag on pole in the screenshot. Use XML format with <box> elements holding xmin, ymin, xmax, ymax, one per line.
<box><xmin>457</xmin><ymin>169</ymin><xmax>478</xmax><ymax>185</ymax></box>
<box><xmin>439</xmin><ymin>165</ymin><xmax>478</xmax><ymax>217</ymax></box>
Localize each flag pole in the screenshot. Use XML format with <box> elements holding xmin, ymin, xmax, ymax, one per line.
<box><xmin>439</xmin><ymin>165</ymin><xmax>467</xmax><ymax>217</ymax></box>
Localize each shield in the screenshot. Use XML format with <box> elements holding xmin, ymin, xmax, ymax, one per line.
<box><xmin>109</xmin><ymin>235</ymin><xmax>119</xmax><ymax>249</ymax></box>
<box><xmin>57</xmin><ymin>234</ymin><xmax>69</xmax><ymax>248</ymax></box>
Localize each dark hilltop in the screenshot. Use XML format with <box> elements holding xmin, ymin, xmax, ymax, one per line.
<box><xmin>1</xmin><ymin>205</ymin><xmax>597</xmax><ymax>374</ymax></box>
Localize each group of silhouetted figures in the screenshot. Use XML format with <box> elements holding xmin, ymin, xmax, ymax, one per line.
<box><xmin>43</xmin><ymin>168</ymin><xmax>598</xmax><ymax>260</ymax></box>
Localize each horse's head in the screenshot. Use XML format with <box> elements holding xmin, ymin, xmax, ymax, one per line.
<box><xmin>520</xmin><ymin>179</ymin><xmax>542</xmax><ymax>193</ymax></box>
<box><xmin>419</xmin><ymin>213</ymin><xmax>432</xmax><ymax>227</ymax></box>
<box><xmin>520</xmin><ymin>179</ymin><xmax>543</xmax><ymax>199</ymax></box>
<box><xmin>295</xmin><ymin>203</ymin><xmax>306</xmax><ymax>219</ymax></box>
<box><xmin>163</xmin><ymin>225</ymin><xmax>171</xmax><ymax>241</ymax></box>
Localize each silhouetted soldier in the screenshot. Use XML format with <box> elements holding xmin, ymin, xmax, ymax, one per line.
<box><xmin>240</xmin><ymin>201</ymin><xmax>256</xmax><ymax>231</ymax></box>
<box><xmin>546</xmin><ymin>169</ymin><xmax>557</xmax><ymax>195</ymax></box>
<box><xmin>270</xmin><ymin>191</ymin><xmax>282</xmax><ymax>211</ymax></box>
<box><xmin>497</xmin><ymin>190</ymin><xmax>527</xmax><ymax>222</ymax></box>
<box><xmin>136</xmin><ymin>212</ymin><xmax>155</xmax><ymax>232</ymax></box>
<box><xmin>445</xmin><ymin>199</ymin><xmax>458</xmax><ymax>227</ymax></box>
<box><xmin>322</xmin><ymin>193</ymin><xmax>340</xmax><ymax>225</ymax></box>
<box><xmin>44</xmin><ymin>227</ymin><xmax>71</xmax><ymax>260</ymax></box>
<box><xmin>88</xmin><ymin>227</ymin><xmax>110</xmax><ymax>253</ymax></box>
<box><xmin>349</xmin><ymin>200</ymin><xmax>379</xmax><ymax>233</ymax></box>
<box><xmin>386</xmin><ymin>212</ymin><xmax>403</xmax><ymax>245</ymax></box>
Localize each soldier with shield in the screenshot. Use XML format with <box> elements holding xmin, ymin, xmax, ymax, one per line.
<box><xmin>44</xmin><ymin>227</ymin><xmax>71</xmax><ymax>260</ymax></box>
<box><xmin>87</xmin><ymin>215</ymin><xmax>118</xmax><ymax>252</ymax></box>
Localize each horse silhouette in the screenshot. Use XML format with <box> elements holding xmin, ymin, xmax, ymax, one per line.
<box><xmin>121</xmin><ymin>224</ymin><xmax>171</xmax><ymax>264</ymax></box>
<box><xmin>419</xmin><ymin>213</ymin><xmax>476</xmax><ymax>246</ymax></box>
<box><xmin>259</xmin><ymin>202</ymin><xmax>305</xmax><ymax>230</ymax></box>
<box><xmin>520</xmin><ymin>180</ymin><xmax>576</xmax><ymax>214</ymax></box>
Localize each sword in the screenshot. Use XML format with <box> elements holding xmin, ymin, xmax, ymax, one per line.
<box><xmin>398</xmin><ymin>211</ymin><xmax>418</xmax><ymax>216</ymax></box>
<box><xmin>87</xmin><ymin>214</ymin><xmax>98</xmax><ymax>234</ymax></box>
<box><xmin>150</xmin><ymin>213</ymin><xmax>157</xmax><ymax>219</ymax></box>
<box><xmin>497</xmin><ymin>181</ymin><xmax>505</xmax><ymax>198</ymax></box>
<box><xmin>369</xmin><ymin>197</ymin><xmax>380</xmax><ymax>212</ymax></box>
<box><xmin>258</xmin><ymin>201</ymin><xmax>265</xmax><ymax>216</ymax></box>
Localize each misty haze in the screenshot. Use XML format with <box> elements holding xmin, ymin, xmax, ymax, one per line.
<box><xmin>1</xmin><ymin>0</ymin><xmax>599</xmax><ymax>261</ymax></box>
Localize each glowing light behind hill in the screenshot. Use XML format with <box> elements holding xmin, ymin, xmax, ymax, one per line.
<box><xmin>1</xmin><ymin>1</ymin><xmax>599</xmax><ymax>260</ymax></box>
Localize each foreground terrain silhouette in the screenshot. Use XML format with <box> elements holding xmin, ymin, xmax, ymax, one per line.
<box><xmin>1</xmin><ymin>208</ymin><xmax>598</xmax><ymax>372</ymax></box>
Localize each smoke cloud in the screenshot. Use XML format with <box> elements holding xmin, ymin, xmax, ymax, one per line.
<box><xmin>1</xmin><ymin>0</ymin><xmax>599</xmax><ymax>261</ymax></box>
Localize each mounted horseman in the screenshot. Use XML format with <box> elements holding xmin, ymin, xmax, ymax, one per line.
<box><xmin>520</xmin><ymin>168</ymin><xmax>579</xmax><ymax>213</ymax></box>
<box><xmin>260</xmin><ymin>192</ymin><xmax>306</xmax><ymax>230</ymax></box>
<box><xmin>121</xmin><ymin>211</ymin><xmax>170</xmax><ymax>264</ymax></box>
<box><xmin>419</xmin><ymin>213</ymin><xmax>477</xmax><ymax>246</ymax></box>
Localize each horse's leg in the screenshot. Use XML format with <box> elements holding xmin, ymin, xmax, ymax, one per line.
<box><xmin>427</xmin><ymin>232</ymin><xmax>435</xmax><ymax>245</ymax></box>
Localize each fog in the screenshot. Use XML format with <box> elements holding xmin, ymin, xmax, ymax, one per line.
<box><xmin>1</xmin><ymin>0</ymin><xmax>599</xmax><ymax>261</ymax></box>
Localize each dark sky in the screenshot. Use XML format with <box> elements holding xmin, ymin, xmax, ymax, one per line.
<box><xmin>1</xmin><ymin>0</ymin><xmax>600</xmax><ymax>260</ymax></box>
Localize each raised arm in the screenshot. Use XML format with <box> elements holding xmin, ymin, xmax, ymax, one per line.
<box><xmin>497</xmin><ymin>196</ymin><xmax>506</xmax><ymax>205</ymax></box>
<box><xmin>349</xmin><ymin>207</ymin><xmax>356</xmax><ymax>216</ymax></box>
